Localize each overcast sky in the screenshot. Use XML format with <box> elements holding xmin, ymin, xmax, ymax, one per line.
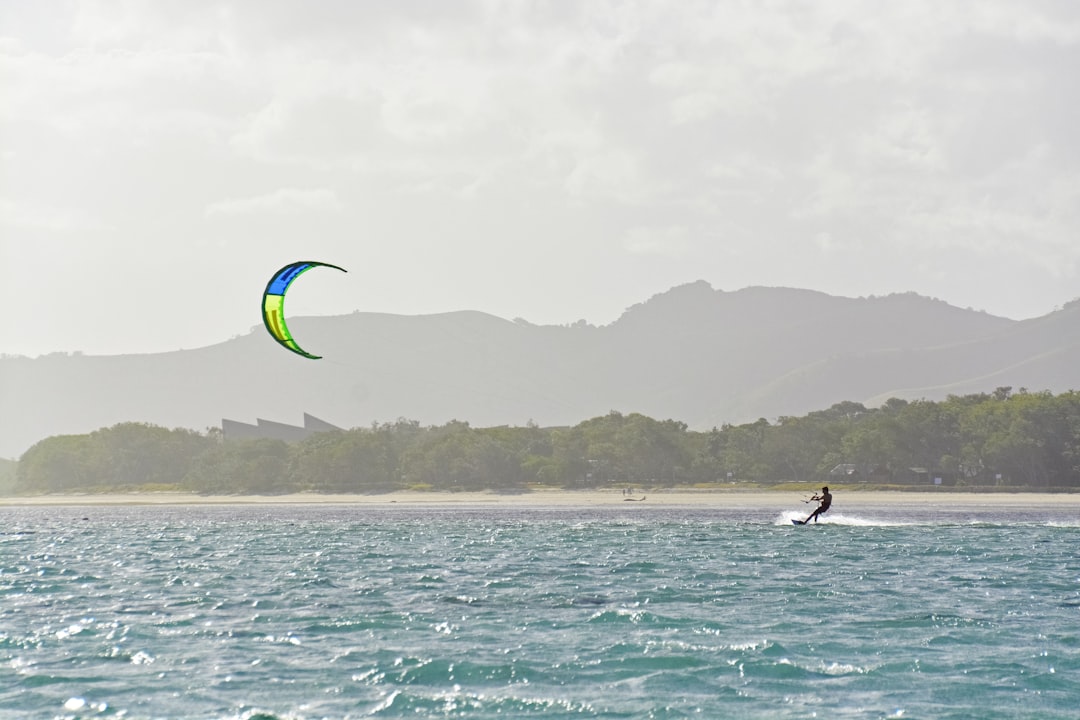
<box><xmin>2</xmin><ymin>0</ymin><xmax>1078</xmax><ymax>357</ymax></box>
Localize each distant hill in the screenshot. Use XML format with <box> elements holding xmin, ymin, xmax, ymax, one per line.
<box><xmin>2</xmin><ymin>282</ymin><xmax>1077</xmax><ymax>459</ymax></box>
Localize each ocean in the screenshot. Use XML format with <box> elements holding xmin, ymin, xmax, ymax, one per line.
<box><xmin>2</xmin><ymin>502</ymin><xmax>1078</xmax><ymax>719</ymax></box>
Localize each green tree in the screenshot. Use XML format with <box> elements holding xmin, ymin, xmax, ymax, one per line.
<box><xmin>91</xmin><ymin>423</ymin><xmax>209</xmax><ymax>488</ymax></box>
<box><xmin>185</xmin><ymin>438</ymin><xmax>292</xmax><ymax>494</ymax></box>
<box><xmin>400</xmin><ymin>421</ymin><xmax>521</xmax><ymax>491</ymax></box>
<box><xmin>293</xmin><ymin>429</ymin><xmax>400</xmax><ymax>493</ymax></box>
<box><xmin>716</xmin><ymin>419</ymin><xmax>772</xmax><ymax>482</ymax></box>
<box><xmin>16</xmin><ymin>435</ymin><xmax>94</xmax><ymax>493</ymax></box>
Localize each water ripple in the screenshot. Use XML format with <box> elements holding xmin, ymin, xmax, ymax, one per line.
<box><xmin>1</xmin><ymin>504</ymin><xmax>1079</xmax><ymax>718</ymax></box>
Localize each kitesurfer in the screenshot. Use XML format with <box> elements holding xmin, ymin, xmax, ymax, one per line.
<box><xmin>798</xmin><ymin>486</ymin><xmax>832</xmax><ymax>524</ymax></box>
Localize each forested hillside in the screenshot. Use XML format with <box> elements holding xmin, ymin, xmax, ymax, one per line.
<box><xmin>0</xmin><ymin>458</ymin><xmax>16</xmax><ymax>494</ymax></box>
<box><xmin>12</xmin><ymin>389</ymin><xmax>1080</xmax><ymax>495</ymax></box>
<box><xmin>5</xmin><ymin>284</ymin><xmax>1078</xmax><ymax>461</ymax></box>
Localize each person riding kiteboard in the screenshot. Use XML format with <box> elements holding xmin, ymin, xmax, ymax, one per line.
<box><xmin>795</xmin><ymin>486</ymin><xmax>832</xmax><ymax>524</ymax></box>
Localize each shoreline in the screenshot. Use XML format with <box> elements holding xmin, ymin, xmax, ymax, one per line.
<box><xmin>3</xmin><ymin>489</ymin><xmax>1080</xmax><ymax>508</ymax></box>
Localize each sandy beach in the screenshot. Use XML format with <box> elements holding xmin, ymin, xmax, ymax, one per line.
<box><xmin>3</xmin><ymin>489</ymin><xmax>1079</xmax><ymax>508</ymax></box>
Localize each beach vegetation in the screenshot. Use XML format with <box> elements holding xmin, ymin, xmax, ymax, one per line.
<box><xmin>10</xmin><ymin>389</ymin><xmax>1080</xmax><ymax>495</ymax></box>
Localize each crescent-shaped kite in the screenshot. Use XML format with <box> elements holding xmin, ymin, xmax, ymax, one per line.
<box><xmin>262</xmin><ymin>261</ymin><xmax>347</xmax><ymax>359</ymax></box>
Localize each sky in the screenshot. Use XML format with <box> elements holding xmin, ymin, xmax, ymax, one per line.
<box><xmin>2</xmin><ymin>0</ymin><xmax>1079</xmax><ymax>357</ymax></box>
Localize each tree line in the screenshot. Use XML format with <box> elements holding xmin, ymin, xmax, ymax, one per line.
<box><xmin>12</xmin><ymin>388</ymin><xmax>1080</xmax><ymax>495</ymax></box>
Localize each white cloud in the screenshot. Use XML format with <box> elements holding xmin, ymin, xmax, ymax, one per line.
<box><xmin>3</xmin><ymin>0</ymin><xmax>1080</xmax><ymax>356</ymax></box>
<box><xmin>669</xmin><ymin>91</ymin><xmax>722</xmax><ymax>125</ymax></box>
<box><xmin>0</xmin><ymin>196</ymin><xmax>109</xmax><ymax>233</ymax></box>
<box><xmin>204</xmin><ymin>188</ymin><xmax>343</xmax><ymax>218</ymax></box>
<box><xmin>623</xmin><ymin>225</ymin><xmax>692</xmax><ymax>258</ymax></box>
<box><xmin>564</xmin><ymin>149</ymin><xmax>648</xmax><ymax>203</ymax></box>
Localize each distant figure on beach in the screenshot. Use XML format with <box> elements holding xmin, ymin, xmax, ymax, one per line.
<box><xmin>798</xmin><ymin>486</ymin><xmax>832</xmax><ymax>524</ymax></box>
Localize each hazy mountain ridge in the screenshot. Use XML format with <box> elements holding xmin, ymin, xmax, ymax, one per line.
<box><xmin>2</xmin><ymin>282</ymin><xmax>1076</xmax><ymax>459</ymax></box>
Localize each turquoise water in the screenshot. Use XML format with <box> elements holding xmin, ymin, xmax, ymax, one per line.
<box><xmin>2</xmin><ymin>503</ymin><xmax>1079</xmax><ymax>719</ymax></box>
